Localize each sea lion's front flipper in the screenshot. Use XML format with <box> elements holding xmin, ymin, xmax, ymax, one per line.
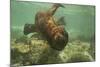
<box><xmin>24</xmin><ymin>23</ymin><xmax>36</xmax><ymax>35</ymax></box>
<box><xmin>48</xmin><ymin>3</ymin><xmax>65</xmax><ymax>16</ymax></box>
<box><xmin>57</xmin><ymin>16</ymin><xmax>66</xmax><ymax>26</ymax></box>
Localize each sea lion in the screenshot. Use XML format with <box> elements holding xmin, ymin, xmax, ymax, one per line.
<box><xmin>24</xmin><ymin>4</ymin><xmax>68</xmax><ymax>51</ymax></box>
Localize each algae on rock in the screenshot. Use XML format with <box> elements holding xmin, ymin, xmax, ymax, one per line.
<box><xmin>11</xmin><ymin>34</ymin><xmax>94</xmax><ymax>66</ymax></box>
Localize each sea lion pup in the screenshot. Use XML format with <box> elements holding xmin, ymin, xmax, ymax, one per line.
<box><xmin>24</xmin><ymin>4</ymin><xmax>68</xmax><ymax>51</ymax></box>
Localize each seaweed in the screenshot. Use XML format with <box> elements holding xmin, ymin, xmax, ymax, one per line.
<box><xmin>11</xmin><ymin>35</ymin><xmax>94</xmax><ymax>66</ymax></box>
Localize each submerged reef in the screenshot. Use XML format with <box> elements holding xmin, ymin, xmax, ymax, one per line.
<box><xmin>11</xmin><ymin>34</ymin><xmax>94</xmax><ymax>66</ymax></box>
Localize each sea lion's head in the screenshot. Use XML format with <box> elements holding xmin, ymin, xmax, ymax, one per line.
<box><xmin>51</xmin><ymin>31</ymin><xmax>68</xmax><ymax>51</ymax></box>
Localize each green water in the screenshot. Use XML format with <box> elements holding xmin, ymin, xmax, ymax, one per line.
<box><xmin>10</xmin><ymin>0</ymin><xmax>95</xmax><ymax>66</ymax></box>
<box><xmin>11</xmin><ymin>0</ymin><xmax>95</xmax><ymax>41</ymax></box>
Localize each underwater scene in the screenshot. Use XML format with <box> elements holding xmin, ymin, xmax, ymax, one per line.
<box><xmin>10</xmin><ymin>0</ymin><xmax>95</xmax><ymax>66</ymax></box>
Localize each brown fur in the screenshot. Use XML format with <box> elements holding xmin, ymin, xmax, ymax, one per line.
<box><xmin>35</xmin><ymin>11</ymin><xmax>68</xmax><ymax>50</ymax></box>
<box><xmin>24</xmin><ymin>4</ymin><xmax>68</xmax><ymax>50</ymax></box>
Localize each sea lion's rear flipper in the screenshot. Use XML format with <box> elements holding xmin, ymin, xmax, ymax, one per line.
<box><xmin>57</xmin><ymin>16</ymin><xmax>66</xmax><ymax>26</ymax></box>
<box><xmin>49</xmin><ymin>3</ymin><xmax>65</xmax><ymax>16</ymax></box>
<box><xmin>24</xmin><ymin>24</ymin><xmax>36</xmax><ymax>35</ymax></box>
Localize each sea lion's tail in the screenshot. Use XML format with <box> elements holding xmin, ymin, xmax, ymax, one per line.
<box><xmin>53</xmin><ymin>3</ymin><xmax>65</xmax><ymax>8</ymax></box>
<box><xmin>49</xmin><ymin>3</ymin><xmax>65</xmax><ymax>16</ymax></box>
